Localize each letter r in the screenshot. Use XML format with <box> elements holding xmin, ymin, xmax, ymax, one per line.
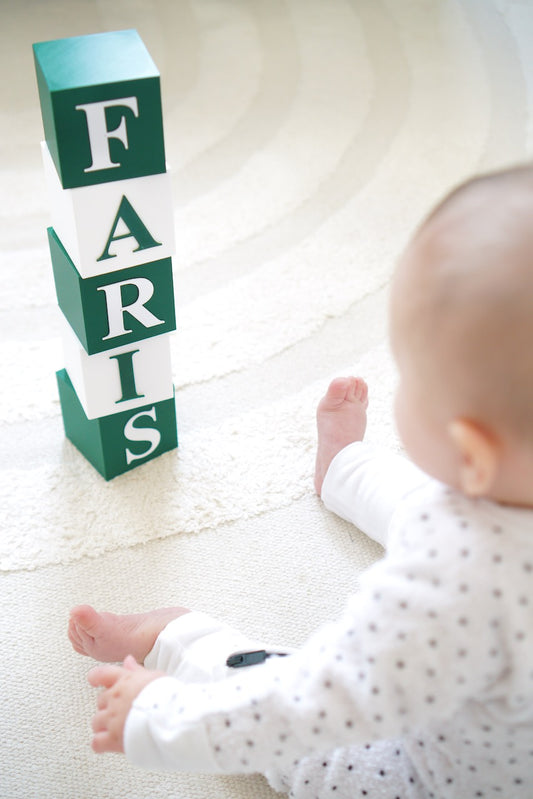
<box><xmin>98</xmin><ymin>278</ymin><xmax>164</xmax><ymax>340</ymax></box>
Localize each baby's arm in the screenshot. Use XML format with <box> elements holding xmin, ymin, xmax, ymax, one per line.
<box><xmin>321</xmin><ymin>441</ymin><xmax>430</xmax><ymax>547</ymax></box>
<box><xmin>87</xmin><ymin>612</ymin><xmax>292</xmax><ymax>756</ymax></box>
<box><xmin>119</xmin><ymin>522</ymin><xmax>501</xmax><ymax>777</ymax></box>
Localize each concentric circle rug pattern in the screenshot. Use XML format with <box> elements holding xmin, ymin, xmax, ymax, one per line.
<box><xmin>2</xmin><ymin>0</ymin><xmax>531</xmax><ymax>572</ymax></box>
<box><xmin>1</xmin><ymin>3</ymin><xmax>533</xmax><ymax>798</ymax></box>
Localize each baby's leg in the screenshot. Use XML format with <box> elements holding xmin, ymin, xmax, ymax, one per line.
<box><xmin>68</xmin><ymin>605</ymin><xmax>190</xmax><ymax>664</ymax></box>
<box><xmin>268</xmin><ymin>739</ymin><xmax>427</xmax><ymax>799</ymax></box>
<box><xmin>315</xmin><ymin>377</ymin><xmax>368</xmax><ymax>495</ymax></box>
<box><xmin>145</xmin><ymin>610</ymin><xmax>290</xmax><ymax>682</ymax></box>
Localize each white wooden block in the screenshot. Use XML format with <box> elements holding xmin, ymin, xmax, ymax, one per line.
<box><xmin>42</xmin><ymin>140</ymin><xmax>175</xmax><ymax>278</ymax></box>
<box><xmin>60</xmin><ymin>315</ymin><xmax>174</xmax><ymax>420</ymax></box>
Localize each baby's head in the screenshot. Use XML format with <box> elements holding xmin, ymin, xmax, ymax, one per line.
<box><xmin>390</xmin><ymin>165</ymin><xmax>533</xmax><ymax>506</ymax></box>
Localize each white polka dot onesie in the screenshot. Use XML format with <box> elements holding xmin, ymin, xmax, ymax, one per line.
<box><xmin>125</xmin><ymin>442</ymin><xmax>533</xmax><ymax>798</ymax></box>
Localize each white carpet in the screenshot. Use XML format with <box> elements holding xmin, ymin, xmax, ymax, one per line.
<box><xmin>1</xmin><ymin>1</ymin><xmax>532</xmax><ymax>796</ymax></box>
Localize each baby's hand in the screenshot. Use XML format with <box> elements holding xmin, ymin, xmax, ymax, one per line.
<box><xmin>88</xmin><ymin>655</ymin><xmax>164</xmax><ymax>754</ymax></box>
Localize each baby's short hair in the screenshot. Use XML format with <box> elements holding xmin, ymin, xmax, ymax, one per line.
<box><xmin>406</xmin><ymin>164</ymin><xmax>533</xmax><ymax>442</ymax></box>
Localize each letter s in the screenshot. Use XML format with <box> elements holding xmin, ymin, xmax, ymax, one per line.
<box><xmin>124</xmin><ymin>406</ymin><xmax>161</xmax><ymax>465</ymax></box>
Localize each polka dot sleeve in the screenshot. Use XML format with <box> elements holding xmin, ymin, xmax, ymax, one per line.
<box><xmin>124</xmin><ymin>484</ymin><xmax>529</xmax><ymax>777</ymax></box>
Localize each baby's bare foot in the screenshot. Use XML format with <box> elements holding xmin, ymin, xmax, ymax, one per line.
<box><xmin>68</xmin><ymin>605</ymin><xmax>190</xmax><ymax>664</ymax></box>
<box><xmin>315</xmin><ymin>376</ymin><xmax>369</xmax><ymax>495</ymax></box>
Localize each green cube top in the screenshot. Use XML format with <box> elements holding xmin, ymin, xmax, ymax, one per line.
<box><xmin>33</xmin><ymin>30</ymin><xmax>166</xmax><ymax>188</ymax></box>
<box><xmin>33</xmin><ymin>29</ymin><xmax>159</xmax><ymax>89</ymax></box>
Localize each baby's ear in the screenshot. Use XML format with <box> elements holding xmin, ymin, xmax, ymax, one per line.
<box><xmin>447</xmin><ymin>419</ymin><xmax>500</xmax><ymax>497</ymax></box>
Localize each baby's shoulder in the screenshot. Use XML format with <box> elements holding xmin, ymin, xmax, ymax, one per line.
<box><xmin>391</xmin><ymin>483</ymin><xmax>533</xmax><ymax>573</ymax></box>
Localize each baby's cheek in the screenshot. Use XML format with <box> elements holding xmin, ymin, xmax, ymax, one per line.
<box><xmin>393</xmin><ymin>389</ymin><xmax>413</xmax><ymax>452</ymax></box>
<box><xmin>395</xmin><ymin>388</ymin><xmax>431</xmax><ymax>462</ymax></box>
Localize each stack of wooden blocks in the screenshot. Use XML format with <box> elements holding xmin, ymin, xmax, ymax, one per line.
<box><xmin>33</xmin><ymin>29</ymin><xmax>178</xmax><ymax>480</ymax></box>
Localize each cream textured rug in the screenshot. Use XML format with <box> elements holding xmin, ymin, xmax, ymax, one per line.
<box><xmin>1</xmin><ymin>1</ymin><xmax>532</xmax><ymax>797</ymax></box>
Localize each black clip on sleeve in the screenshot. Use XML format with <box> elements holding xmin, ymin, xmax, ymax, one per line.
<box><xmin>226</xmin><ymin>649</ymin><xmax>289</xmax><ymax>668</ymax></box>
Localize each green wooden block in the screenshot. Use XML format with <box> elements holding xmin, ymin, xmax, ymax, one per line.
<box><xmin>33</xmin><ymin>30</ymin><xmax>166</xmax><ymax>189</ymax></box>
<box><xmin>57</xmin><ymin>368</ymin><xmax>178</xmax><ymax>480</ymax></box>
<box><xmin>48</xmin><ymin>227</ymin><xmax>176</xmax><ymax>355</ymax></box>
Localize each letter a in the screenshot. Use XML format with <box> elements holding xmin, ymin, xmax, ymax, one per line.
<box><xmin>97</xmin><ymin>195</ymin><xmax>162</xmax><ymax>262</ymax></box>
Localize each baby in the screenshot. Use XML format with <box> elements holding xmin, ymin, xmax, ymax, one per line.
<box><xmin>69</xmin><ymin>166</ymin><xmax>533</xmax><ymax>798</ymax></box>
